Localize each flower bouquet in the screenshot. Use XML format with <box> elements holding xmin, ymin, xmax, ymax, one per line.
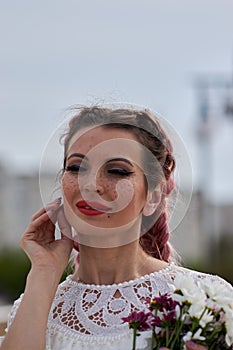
<box><xmin>122</xmin><ymin>273</ymin><xmax>233</xmax><ymax>350</ymax></box>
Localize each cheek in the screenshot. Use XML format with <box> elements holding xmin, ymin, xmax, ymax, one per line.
<box><xmin>131</xmin><ymin>177</ymin><xmax>147</xmax><ymax>205</ymax></box>
<box><xmin>104</xmin><ymin>177</ymin><xmax>133</xmax><ymax>201</ymax></box>
<box><xmin>61</xmin><ymin>174</ymin><xmax>79</xmax><ymax>196</ymax></box>
<box><xmin>104</xmin><ymin>180</ymin><xmax>118</xmax><ymax>200</ymax></box>
<box><xmin>107</xmin><ymin>177</ymin><xmax>142</xmax><ymax>203</ymax></box>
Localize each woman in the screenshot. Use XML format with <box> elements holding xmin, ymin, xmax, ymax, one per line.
<box><xmin>0</xmin><ymin>106</ymin><xmax>232</xmax><ymax>350</ymax></box>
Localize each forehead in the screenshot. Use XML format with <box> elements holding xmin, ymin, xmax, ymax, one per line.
<box><xmin>67</xmin><ymin>126</ymin><xmax>140</xmax><ymax>155</ymax></box>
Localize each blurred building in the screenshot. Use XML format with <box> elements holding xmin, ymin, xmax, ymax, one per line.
<box><xmin>172</xmin><ymin>191</ymin><xmax>233</xmax><ymax>262</ymax></box>
<box><xmin>0</xmin><ymin>165</ymin><xmax>53</xmax><ymax>248</ymax></box>
<box><xmin>0</xmin><ymin>166</ymin><xmax>39</xmax><ymax>247</ymax></box>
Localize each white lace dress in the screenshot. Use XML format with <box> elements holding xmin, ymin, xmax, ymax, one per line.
<box><xmin>1</xmin><ymin>263</ymin><xmax>232</xmax><ymax>349</ymax></box>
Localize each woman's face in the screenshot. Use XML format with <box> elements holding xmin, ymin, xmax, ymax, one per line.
<box><xmin>61</xmin><ymin>126</ymin><xmax>148</xmax><ymax>232</ymax></box>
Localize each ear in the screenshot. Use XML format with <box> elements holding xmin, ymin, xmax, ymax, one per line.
<box><xmin>142</xmin><ymin>187</ymin><xmax>162</xmax><ymax>217</ymax></box>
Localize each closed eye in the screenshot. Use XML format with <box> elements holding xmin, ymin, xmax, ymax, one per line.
<box><xmin>65</xmin><ymin>165</ymin><xmax>87</xmax><ymax>173</ymax></box>
<box><xmin>107</xmin><ymin>168</ymin><xmax>134</xmax><ymax>176</ymax></box>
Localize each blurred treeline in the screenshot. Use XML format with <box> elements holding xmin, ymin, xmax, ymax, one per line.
<box><xmin>185</xmin><ymin>233</ymin><xmax>233</xmax><ymax>286</ymax></box>
<box><xmin>0</xmin><ymin>249</ymin><xmax>30</xmax><ymax>303</ymax></box>
<box><xmin>0</xmin><ymin>233</ymin><xmax>233</xmax><ymax>304</ymax></box>
<box><xmin>0</xmin><ymin>249</ymin><xmax>73</xmax><ymax>303</ymax></box>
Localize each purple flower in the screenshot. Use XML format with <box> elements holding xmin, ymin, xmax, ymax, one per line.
<box><xmin>149</xmin><ymin>293</ymin><xmax>179</xmax><ymax>313</ymax></box>
<box><xmin>122</xmin><ymin>310</ymin><xmax>152</xmax><ymax>331</ymax></box>
<box><xmin>151</xmin><ymin>315</ymin><xmax>163</xmax><ymax>327</ymax></box>
<box><xmin>126</xmin><ymin>285</ymin><xmax>233</xmax><ymax>350</ymax></box>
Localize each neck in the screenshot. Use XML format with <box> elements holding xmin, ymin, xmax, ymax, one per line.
<box><xmin>73</xmin><ymin>242</ymin><xmax>168</xmax><ymax>285</ymax></box>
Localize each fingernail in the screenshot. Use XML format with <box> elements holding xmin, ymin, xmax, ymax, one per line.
<box><xmin>186</xmin><ymin>341</ymin><xmax>197</xmax><ymax>348</ymax></box>
<box><xmin>54</xmin><ymin>197</ymin><xmax>62</xmax><ymax>204</ymax></box>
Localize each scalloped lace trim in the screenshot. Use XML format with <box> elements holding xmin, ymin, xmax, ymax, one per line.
<box><xmin>6</xmin><ymin>265</ymin><xmax>233</xmax><ymax>348</ymax></box>
<box><xmin>67</xmin><ymin>261</ymin><xmax>175</xmax><ymax>289</ymax></box>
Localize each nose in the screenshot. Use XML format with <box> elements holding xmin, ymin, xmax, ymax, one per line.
<box><xmin>82</xmin><ymin>182</ymin><xmax>104</xmax><ymax>195</ymax></box>
<box><xmin>81</xmin><ymin>174</ymin><xmax>105</xmax><ymax>195</ymax></box>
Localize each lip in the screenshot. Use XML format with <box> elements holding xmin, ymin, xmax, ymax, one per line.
<box><xmin>76</xmin><ymin>200</ymin><xmax>110</xmax><ymax>216</ymax></box>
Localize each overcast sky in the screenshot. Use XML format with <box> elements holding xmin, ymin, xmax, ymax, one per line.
<box><xmin>1</xmin><ymin>0</ymin><xmax>233</xmax><ymax>201</ymax></box>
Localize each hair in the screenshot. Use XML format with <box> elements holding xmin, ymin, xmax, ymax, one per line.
<box><xmin>61</xmin><ymin>106</ymin><xmax>177</xmax><ymax>263</ymax></box>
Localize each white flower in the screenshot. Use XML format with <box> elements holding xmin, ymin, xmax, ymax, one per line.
<box><xmin>193</xmin><ymin>328</ymin><xmax>206</xmax><ymax>341</ymax></box>
<box><xmin>167</xmin><ymin>273</ymin><xmax>233</xmax><ymax>348</ymax></box>
<box><xmin>171</xmin><ymin>273</ymin><xmax>206</xmax><ymax>307</ymax></box>
<box><xmin>175</xmin><ymin>304</ymin><xmax>181</xmax><ymax>318</ymax></box>
<box><xmin>172</xmin><ymin>273</ymin><xmax>198</xmax><ymax>294</ymax></box>
<box><xmin>199</xmin><ymin>309</ymin><xmax>214</xmax><ymax>328</ymax></box>
<box><xmin>188</xmin><ymin>303</ymin><xmax>206</xmax><ymax>319</ymax></box>
<box><xmin>183</xmin><ymin>331</ymin><xmax>192</xmax><ymax>343</ymax></box>
<box><xmin>199</xmin><ymin>278</ymin><xmax>233</xmax><ymax>311</ymax></box>
<box><xmin>225</xmin><ymin>309</ymin><xmax>233</xmax><ymax>346</ymax></box>
<box><xmin>183</xmin><ymin>328</ymin><xmax>206</xmax><ymax>343</ymax></box>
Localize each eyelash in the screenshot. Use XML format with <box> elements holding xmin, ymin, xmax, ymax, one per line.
<box><xmin>65</xmin><ymin>165</ymin><xmax>86</xmax><ymax>173</ymax></box>
<box><xmin>65</xmin><ymin>165</ymin><xmax>134</xmax><ymax>177</ymax></box>
<box><xmin>107</xmin><ymin>168</ymin><xmax>134</xmax><ymax>177</ymax></box>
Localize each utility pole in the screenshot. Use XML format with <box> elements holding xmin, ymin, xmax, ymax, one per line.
<box><xmin>195</xmin><ymin>73</ymin><xmax>233</xmax><ymax>267</ymax></box>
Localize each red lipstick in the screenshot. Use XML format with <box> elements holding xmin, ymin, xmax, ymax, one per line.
<box><xmin>76</xmin><ymin>200</ymin><xmax>110</xmax><ymax>216</ymax></box>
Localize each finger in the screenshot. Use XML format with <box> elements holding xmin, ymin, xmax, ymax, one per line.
<box><xmin>31</xmin><ymin>207</ymin><xmax>48</xmax><ymax>221</ymax></box>
<box><xmin>57</xmin><ymin>206</ymin><xmax>72</xmax><ymax>239</ymax></box>
<box><xmin>30</xmin><ymin>204</ymin><xmax>58</xmax><ymax>222</ymax></box>
<box><xmin>186</xmin><ymin>341</ymin><xmax>207</xmax><ymax>350</ymax></box>
<box><xmin>31</xmin><ymin>198</ymin><xmax>61</xmax><ymax>221</ymax></box>
<box><xmin>27</xmin><ymin>210</ymin><xmax>56</xmax><ymax>232</ymax></box>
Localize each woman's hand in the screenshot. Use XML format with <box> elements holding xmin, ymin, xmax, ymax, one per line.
<box><xmin>20</xmin><ymin>198</ymin><xmax>73</xmax><ymax>277</ymax></box>
<box><xmin>160</xmin><ymin>341</ymin><xmax>207</xmax><ymax>350</ymax></box>
<box><xmin>1</xmin><ymin>199</ymin><xmax>74</xmax><ymax>350</ymax></box>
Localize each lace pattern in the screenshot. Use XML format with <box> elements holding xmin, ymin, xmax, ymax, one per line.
<box><xmin>5</xmin><ymin>264</ymin><xmax>233</xmax><ymax>349</ymax></box>
<box><xmin>48</xmin><ymin>263</ymin><xmax>233</xmax><ymax>341</ymax></box>
<box><xmin>48</xmin><ymin>263</ymin><xmax>175</xmax><ymax>339</ymax></box>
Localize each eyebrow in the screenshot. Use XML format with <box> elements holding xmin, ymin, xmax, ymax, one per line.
<box><xmin>67</xmin><ymin>153</ymin><xmax>88</xmax><ymax>161</ymax></box>
<box><xmin>106</xmin><ymin>158</ymin><xmax>134</xmax><ymax>167</ymax></box>
<box><xmin>67</xmin><ymin>154</ymin><xmax>133</xmax><ymax>167</ymax></box>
